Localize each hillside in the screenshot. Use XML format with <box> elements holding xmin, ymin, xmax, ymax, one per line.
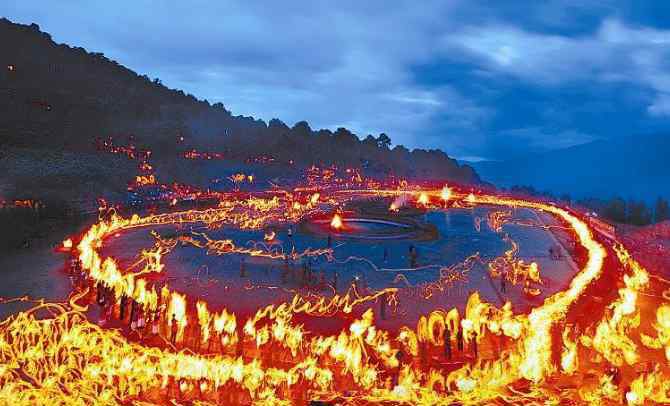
<box><xmin>0</xmin><ymin>17</ymin><xmax>479</xmax><ymax>205</ymax></box>
<box><xmin>471</xmin><ymin>134</ymin><xmax>670</xmax><ymax>202</ymax></box>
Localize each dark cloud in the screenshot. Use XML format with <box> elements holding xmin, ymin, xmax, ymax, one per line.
<box><xmin>2</xmin><ymin>1</ymin><xmax>670</xmax><ymax>160</ymax></box>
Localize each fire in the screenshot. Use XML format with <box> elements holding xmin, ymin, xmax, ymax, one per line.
<box><xmin>641</xmin><ymin>304</ymin><xmax>670</xmax><ymax>361</ymax></box>
<box><xmin>440</xmin><ymin>185</ymin><xmax>452</xmax><ymax>201</ymax></box>
<box><xmin>1</xmin><ymin>180</ymin><xmax>669</xmax><ymax>404</ymax></box>
<box><xmin>62</xmin><ymin>238</ymin><xmax>73</xmax><ymax>249</ymax></box>
<box><xmin>330</xmin><ymin>213</ymin><xmax>343</xmax><ymax>230</ymax></box>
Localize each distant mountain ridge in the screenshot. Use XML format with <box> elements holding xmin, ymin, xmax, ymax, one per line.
<box><xmin>471</xmin><ymin>134</ymin><xmax>670</xmax><ymax>201</ymax></box>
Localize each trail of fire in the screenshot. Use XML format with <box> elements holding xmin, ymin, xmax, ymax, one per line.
<box><xmin>1</xmin><ymin>186</ymin><xmax>666</xmax><ymax>404</ymax></box>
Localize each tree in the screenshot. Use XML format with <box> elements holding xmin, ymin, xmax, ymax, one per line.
<box><xmin>627</xmin><ymin>200</ymin><xmax>652</xmax><ymax>226</ymax></box>
<box><xmin>603</xmin><ymin>197</ymin><xmax>627</xmax><ymax>223</ymax></box>
<box><xmin>363</xmin><ymin>134</ymin><xmax>377</xmax><ymax>147</ymax></box>
<box><xmin>655</xmin><ymin>197</ymin><xmax>670</xmax><ymax>223</ymax></box>
<box><xmin>377</xmin><ymin>133</ymin><xmax>391</xmax><ymax>149</ymax></box>
<box><xmin>291</xmin><ymin>121</ymin><xmax>311</xmax><ymax>139</ymax></box>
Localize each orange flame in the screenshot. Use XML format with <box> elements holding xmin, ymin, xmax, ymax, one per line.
<box><xmin>330</xmin><ymin>213</ymin><xmax>343</xmax><ymax>230</ymax></box>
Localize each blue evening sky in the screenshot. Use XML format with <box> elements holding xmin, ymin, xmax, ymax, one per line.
<box><xmin>3</xmin><ymin>1</ymin><xmax>670</xmax><ymax>161</ymax></box>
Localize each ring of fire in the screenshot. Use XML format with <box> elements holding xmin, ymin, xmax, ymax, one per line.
<box><xmin>0</xmin><ymin>185</ymin><xmax>666</xmax><ymax>405</ymax></box>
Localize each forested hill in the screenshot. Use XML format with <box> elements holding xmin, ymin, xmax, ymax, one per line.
<box><xmin>0</xmin><ymin>18</ymin><xmax>479</xmax><ymax>184</ymax></box>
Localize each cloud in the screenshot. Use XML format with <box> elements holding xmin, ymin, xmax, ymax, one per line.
<box><xmin>500</xmin><ymin>127</ymin><xmax>597</xmax><ymax>150</ymax></box>
<box><xmin>2</xmin><ymin>1</ymin><xmax>669</xmax><ymax>161</ymax></box>
<box><xmin>447</xmin><ymin>18</ymin><xmax>670</xmax><ymax>116</ymax></box>
<box><xmin>648</xmin><ymin>95</ymin><xmax>670</xmax><ymax>117</ymax></box>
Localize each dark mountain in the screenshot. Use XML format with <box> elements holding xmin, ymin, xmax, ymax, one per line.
<box><xmin>471</xmin><ymin>134</ymin><xmax>670</xmax><ymax>202</ymax></box>
<box><xmin>0</xmin><ymin>18</ymin><xmax>479</xmax><ymax>188</ymax></box>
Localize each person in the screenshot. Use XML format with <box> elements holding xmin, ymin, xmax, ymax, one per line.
<box><xmin>282</xmin><ymin>257</ymin><xmax>289</xmax><ymax>283</ymax></box>
<box><xmin>137</xmin><ymin>309</ymin><xmax>145</xmax><ymax>332</ymax></box>
<box><xmin>236</xmin><ymin>322</ymin><xmax>244</xmax><ymax>356</ymax></box>
<box><xmin>608</xmin><ymin>366</ymin><xmax>621</xmax><ymax>386</ymax></box>
<box><xmin>420</xmin><ymin>340</ymin><xmax>428</xmax><ymax>367</ymax></box>
<box><xmin>171</xmin><ymin>314</ymin><xmax>178</xmax><ymax>345</ymax></box>
<box><xmin>287</xmin><ymin>226</ymin><xmax>294</xmax><ymax>250</ymax></box>
<box><xmin>409</xmin><ymin>245</ymin><xmax>418</xmax><ymax>268</ymax></box>
<box><xmin>444</xmin><ymin>327</ymin><xmax>452</xmax><ymax>360</ymax></box>
<box><xmin>392</xmin><ymin>348</ymin><xmax>404</xmax><ymax>388</ymax></box>
<box><xmin>301</xmin><ymin>260</ymin><xmax>308</xmax><ymax>285</ymax></box>
<box><xmin>119</xmin><ymin>295</ymin><xmax>127</xmax><ymax>321</ymax></box>
<box><xmin>96</xmin><ymin>283</ymin><xmax>105</xmax><ymax>306</ymax></box>
<box><xmin>151</xmin><ymin>312</ymin><xmax>160</xmax><ymax>336</ymax></box>
<box><xmin>500</xmin><ymin>275</ymin><xmax>506</xmax><ymax>293</ymax></box>
<box><xmin>457</xmin><ymin>327</ymin><xmax>464</xmax><ymax>352</ymax></box>
<box><xmin>129</xmin><ymin>300</ymin><xmax>137</xmax><ymax>329</ymax></box>
<box><xmin>471</xmin><ymin>331</ymin><xmax>478</xmax><ymax>359</ymax></box>
<box><xmin>307</xmin><ymin>259</ymin><xmax>313</xmax><ymax>283</ymax></box>
<box><xmin>327</xmin><ymin>234</ymin><xmax>332</xmax><ymax>248</ymax></box>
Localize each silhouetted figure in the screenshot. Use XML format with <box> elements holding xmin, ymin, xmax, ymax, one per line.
<box><xmin>420</xmin><ymin>341</ymin><xmax>428</xmax><ymax>367</ymax></box>
<box><xmin>608</xmin><ymin>366</ymin><xmax>621</xmax><ymax>386</ymax></box>
<box><xmin>327</xmin><ymin>234</ymin><xmax>332</xmax><ymax>248</ymax></box>
<box><xmin>282</xmin><ymin>257</ymin><xmax>289</xmax><ymax>283</ymax></box>
<box><xmin>151</xmin><ymin>312</ymin><xmax>160</xmax><ymax>336</ymax></box>
<box><xmin>444</xmin><ymin>328</ymin><xmax>452</xmax><ymax>360</ymax></box>
<box><xmin>301</xmin><ymin>261</ymin><xmax>308</xmax><ymax>285</ymax></box>
<box><xmin>471</xmin><ymin>331</ymin><xmax>478</xmax><ymax>359</ymax></box>
<box><xmin>171</xmin><ymin>315</ymin><xmax>178</xmax><ymax>345</ymax></box>
<box><xmin>96</xmin><ymin>283</ymin><xmax>104</xmax><ymax>305</ymax></box>
<box><xmin>129</xmin><ymin>300</ymin><xmax>137</xmax><ymax>327</ymax></box>
<box><xmin>119</xmin><ymin>295</ymin><xmax>127</xmax><ymax>320</ymax></box>
<box><xmin>500</xmin><ymin>276</ymin><xmax>506</xmax><ymax>293</ymax></box>
<box><xmin>236</xmin><ymin>323</ymin><xmax>244</xmax><ymax>356</ymax></box>
<box><xmin>457</xmin><ymin>328</ymin><xmax>464</xmax><ymax>352</ymax></box>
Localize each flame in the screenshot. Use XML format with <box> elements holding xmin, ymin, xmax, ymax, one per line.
<box><xmin>417</xmin><ymin>192</ymin><xmax>429</xmax><ymax>205</ymax></box>
<box><xmin>440</xmin><ymin>185</ymin><xmax>452</xmax><ymax>201</ymax></box>
<box><xmin>330</xmin><ymin>214</ymin><xmax>343</xmax><ymax>230</ymax></box>
<box><xmin>0</xmin><ymin>182</ymin><xmax>667</xmax><ymax>404</ymax></box>
<box><xmin>62</xmin><ymin>238</ymin><xmax>73</xmax><ymax>249</ymax></box>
